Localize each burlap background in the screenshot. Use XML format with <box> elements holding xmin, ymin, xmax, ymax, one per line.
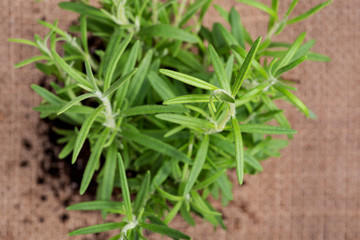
<box><xmin>1</xmin><ymin>0</ymin><xmax>359</xmax><ymax>239</ymax></box>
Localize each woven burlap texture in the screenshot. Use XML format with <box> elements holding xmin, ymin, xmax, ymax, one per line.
<box><xmin>1</xmin><ymin>0</ymin><xmax>359</xmax><ymax>239</ymax></box>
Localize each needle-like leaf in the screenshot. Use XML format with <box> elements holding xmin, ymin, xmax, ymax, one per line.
<box><xmin>117</xmin><ymin>152</ymin><xmax>133</xmax><ymax>221</ymax></box>
<box><xmin>232</xmin><ymin>36</ymin><xmax>262</xmax><ymax>97</ymax></box>
<box><xmin>287</xmin><ymin>0</ymin><xmax>332</xmax><ymax>25</ymax></box>
<box><xmin>31</xmin><ymin>85</ymin><xmax>65</xmax><ymax>105</ymax></box>
<box><xmin>232</xmin><ymin>116</ymin><xmax>244</xmax><ymax>185</ymax></box>
<box><xmin>138</xmin><ymin>222</ymin><xmax>191</xmax><ymax>240</ymax></box>
<box><xmin>99</xmin><ymin>143</ymin><xmax>117</xmax><ymax>201</ymax></box>
<box><xmin>15</xmin><ymin>56</ymin><xmax>48</xmax><ymax>68</ymax></box>
<box><xmin>208</xmin><ymin>44</ymin><xmax>231</xmax><ymax>92</ymax></box>
<box><xmin>122</xmin><ymin>105</ymin><xmax>186</xmax><ymax>117</ymax></box>
<box><xmin>103</xmin><ymin>33</ymin><xmax>133</xmax><ymax>91</ymax></box>
<box><xmin>57</xmin><ymin>93</ymin><xmax>96</xmax><ymax>115</ymax></box>
<box><xmin>274</xmin><ymin>84</ymin><xmax>310</xmax><ymax>117</ymax></box>
<box><xmin>274</xmin><ymin>56</ymin><xmax>307</xmax><ymax>77</ymax></box>
<box><xmin>240</xmin><ymin>124</ymin><xmax>297</xmax><ymax>135</ymax></box>
<box><xmin>164</xmin><ymin>94</ymin><xmax>212</xmax><ymax>105</ymax></box>
<box><xmin>72</xmin><ymin>105</ymin><xmax>105</xmax><ymax>164</ymax></box>
<box><xmin>156</xmin><ymin>114</ymin><xmax>215</xmax><ymax>130</ymax></box>
<box><xmin>80</xmin><ymin>128</ymin><xmax>110</xmax><ymax>195</ymax></box>
<box><xmin>123</xmin><ymin>130</ymin><xmax>192</xmax><ymax>164</ymax></box>
<box><xmin>183</xmin><ymin>135</ymin><xmax>209</xmax><ymax>196</ymax></box>
<box><xmin>133</xmin><ymin>171</ymin><xmax>151</xmax><ymax>214</ymax></box>
<box><xmin>102</xmin><ymin>68</ymin><xmax>138</xmax><ymax>98</ymax></box>
<box><xmin>139</xmin><ymin>24</ymin><xmax>198</xmax><ymax>43</ymax></box>
<box><xmin>160</xmin><ymin>69</ymin><xmax>218</xmax><ymax>91</ymax></box>
<box><xmin>67</xmin><ymin>201</ymin><xmax>123</xmax><ymax>211</ymax></box>
<box><xmin>69</xmin><ymin>223</ymin><xmax>126</xmax><ymax>236</ymax></box>
<box><xmin>236</xmin><ymin>0</ymin><xmax>277</xmax><ymax>18</ymax></box>
<box><xmin>273</xmin><ymin>32</ymin><xmax>306</xmax><ymax>72</ymax></box>
<box><xmin>51</xmin><ymin>50</ymin><xmax>92</xmax><ymax>89</ymax></box>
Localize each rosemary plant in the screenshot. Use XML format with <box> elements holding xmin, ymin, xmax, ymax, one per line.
<box><xmin>10</xmin><ymin>0</ymin><xmax>331</xmax><ymax>239</ymax></box>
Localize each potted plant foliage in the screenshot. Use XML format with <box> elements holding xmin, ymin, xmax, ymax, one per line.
<box><xmin>10</xmin><ymin>0</ymin><xmax>331</xmax><ymax>239</ymax></box>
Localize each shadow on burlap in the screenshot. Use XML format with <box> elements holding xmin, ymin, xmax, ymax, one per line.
<box><xmin>0</xmin><ymin>0</ymin><xmax>359</xmax><ymax>239</ymax></box>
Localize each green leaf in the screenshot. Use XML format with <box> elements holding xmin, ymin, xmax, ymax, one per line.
<box><xmin>117</xmin><ymin>153</ymin><xmax>133</xmax><ymax>221</ymax></box>
<box><xmin>138</xmin><ymin>223</ymin><xmax>191</xmax><ymax>240</ymax></box>
<box><xmin>217</xmin><ymin>174</ymin><xmax>233</xmax><ymax>204</ymax></box>
<box><xmin>139</xmin><ymin>24</ymin><xmax>198</xmax><ymax>43</ymax></box>
<box><xmin>99</xmin><ymin>143</ymin><xmax>117</xmax><ymax>201</ymax></box>
<box><xmin>164</xmin><ymin>200</ymin><xmax>183</xmax><ymax>224</ymax></box>
<box><xmin>103</xmin><ymin>68</ymin><xmax>138</xmax><ymax>98</ymax></box>
<box><xmin>100</xmin><ymin>30</ymin><xmax>122</xmax><ymax>77</ymax></box>
<box><xmin>213</xmin><ymin>89</ymin><xmax>235</xmax><ymax>103</ymax></box>
<box><xmin>292</xmin><ymin>39</ymin><xmax>315</xmax><ymax>60</ymax></box>
<box><xmin>123</xmin><ymin>130</ymin><xmax>192</xmax><ymax>164</ymax></box>
<box><xmin>179</xmin><ymin>0</ymin><xmax>209</xmax><ymax>27</ymax></box>
<box><xmin>193</xmin><ymin>169</ymin><xmax>226</xmax><ymax>190</ymax></box>
<box><xmin>156</xmin><ymin>114</ymin><xmax>215</xmax><ymax>130</ymax></box>
<box><xmin>183</xmin><ymin>135</ymin><xmax>209</xmax><ymax>196</ymax></box>
<box><xmin>14</xmin><ymin>56</ymin><xmax>48</xmax><ymax>68</ymax></box>
<box><xmin>191</xmin><ymin>191</ymin><xmax>222</xmax><ymax>217</ymax></box>
<box><xmin>185</xmin><ymin>105</ymin><xmax>211</xmax><ymax>120</ymax></box>
<box><xmin>160</xmin><ymin>69</ymin><xmax>218</xmax><ymax>90</ymax></box>
<box><xmin>164</xmin><ymin>94</ymin><xmax>212</xmax><ymax>105</ymax></box>
<box><xmin>84</xmin><ymin>58</ymin><xmax>98</xmax><ymax>90</ymax></box>
<box><xmin>244</xmin><ymin>153</ymin><xmax>263</xmax><ymax>172</ymax></box>
<box><xmin>307</xmin><ymin>52</ymin><xmax>331</xmax><ymax>62</ymax></box>
<box><xmin>236</xmin><ymin>0</ymin><xmax>277</xmax><ymax>18</ymax></box>
<box><xmin>134</xmin><ymin>171</ymin><xmax>150</xmax><ymax>214</ymax></box>
<box><xmin>229</xmin><ymin>7</ymin><xmax>245</xmax><ymax>48</ymax></box>
<box><xmin>104</xmin><ymin>33</ymin><xmax>133</xmax><ymax>91</ymax></box>
<box><xmin>236</xmin><ymin>81</ymin><xmax>271</xmax><ymax>103</ymax></box>
<box><xmin>69</xmin><ymin>222</ymin><xmax>126</xmax><ymax>236</ymax></box>
<box><xmin>34</xmin><ymin>104</ymin><xmax>95</xmax><ymax>116</ymax></box>
<box><xmin>148</xmin><ymin>71</ymin><xmax>177</xmax><ymax>100</ymax></box>
<box><xmin>213</xmin><ymin>4</ymin><xmax>229</xmax><ymax>21</ymax></box>
<box><xmin>180</xmin><ymin>204</ymin><xmax>196</xmax><ymax>226</ymax></box>
<box><xmin>273</xmin><ymin>32</ymin><xmax>306</xmax><ymax>72</ymax></box>
<box><xmin>80</xmin><ymin>128</ymin><xmax>110</xmax><ymax>195</ymax></box>
<box><xmin>115</xmin><ymin>40</ymin><xmax>141</xmax><ymax>108</ymax></box>
<box><xmin>274</xmin><ymin>56</ymin><xmax>306</xmax><ymax>77</ymax></box>
<box><xmin>58</xmin><ymin>2</ymin><xmax>114</xmax><ymax>26</ymax></box>
<box><xmin>51</xmin><ymin>50</ymin><xmax>92</xmax><ymax>89</ymax></box>
<box><xmin>274</xmin><ymin>84</ymin><xmax>310</xmax><ymax>117</ymax></box>
<box><xmin>67</xmin><ymin>201</ymin><xmax>123</xmax><ymax>211</ymax></box>
<box><xmin>122</xmin><ymin>105</ymin><xmax>186</xmax><ymax>117</ymax></box>
<box><xmin>285</xmin><ymin>0</ymin><xmax>299</xmax><ymax>17</ymax></box>
<box><xmin>231</xmin><ymin>44</ymin><xmax>268</xmax><ymax>78</ymax></box>
<box><xmin>80</xmin><ymin>15</ymin><xmax>89</xmax><ymax>54</ymax></box>
<box><xmin>57</xmin><ymin>93</ymin><xmax>96</xmax><ymax>115</ymax></box>
<box><xmin>155</xmin><ymin>185</ymin><xmax>183</xmax><ymax>201</ymax></box>
<box><xmin>127</xmin><ymin>50</ymin><xmax>153</xmax><ymax>104</ymax></box>
<box><xmin>208</xmin><ymin>44</ymin><xmax>231</xmax><ymax>92</ymax></box>
<box><xmin>232</xmin><ymin>117</ymin><xmax>244</xmax><ymax>185</ymax></box>
<box><xmin>58</xmin><ymin>134</ymin><xmax>76</xmax><ymax>159</ymax></box>
<box><xmin>72</xmin><ymin>105</ymin><xmax>105</xmax><ymax>164</ymax></box>
<box><xmin>8</xmin><ymin>38</ymin><xmax>37</xmax><ymax>47</ymax></box>
<box><xmin>261</xmin><ymin>95</ymin><xmax>292</xmax><ymax>137</ymax></box>
<box><xmin>240</xmin><ymin>124</ymin><xmax>297</xmax><ymax>134</ymax></box>
<box><xmin>287</xmin><ymin>0</ymin><xmax>332</xmax><ymax>25</ymax></box>
<box><xmin>150</xmin><ymin>161</ymin><xmax>172</xmax><ymax>192</ymax></box>
<box><xmin>232</xmin><ymin>36</ymin><xmax>262</xmax><ymax>97</ymax></box>
<box><xmin>31</xmin><ymin>85</ymin><xmax>64</xmax><ymax>105</ymax></box>
<box><xmin>269</xmin><ymin>0</ymin><xmax>279</xmax><ymax>30</ymax></box>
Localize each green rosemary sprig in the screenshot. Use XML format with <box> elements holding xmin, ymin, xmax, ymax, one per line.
<box><xmin>10</xmin><ymin>0</ymin><xmax>331</xmax><ymax>239</ymax></box>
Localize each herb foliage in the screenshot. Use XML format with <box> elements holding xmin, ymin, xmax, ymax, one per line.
<box><xmin>10</xmin><ymin>0</ymin><xmax>331</xmax><ymax>239</ymax></box>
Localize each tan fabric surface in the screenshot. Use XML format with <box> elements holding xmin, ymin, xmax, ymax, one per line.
<box><xmin>1</xmin><ymin>0</ymin><xmax>359</xmax><ymax>239</ymax></box>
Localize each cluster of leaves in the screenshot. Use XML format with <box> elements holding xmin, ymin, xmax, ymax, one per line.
<box><xmin>10</xmin><ymin>0</ymin><xmax>331</xmax><ymax>239</ymax></box>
